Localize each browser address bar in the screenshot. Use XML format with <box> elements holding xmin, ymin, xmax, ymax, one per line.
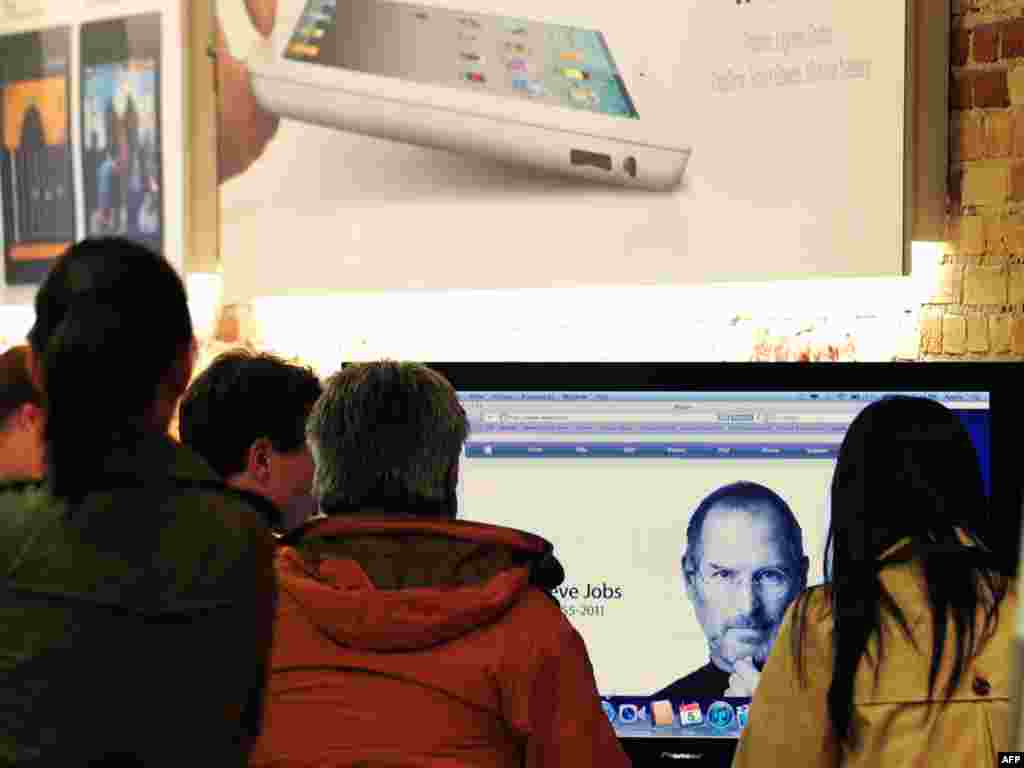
<box><xmin>482</xmin><ymin>413</ymin><xmax>720</xmax><ymax>423</ymax></box>
<box><xmin>480</xmin><ymin>412</ymin><xmax>855</xmax><ymax>424</ymax></box>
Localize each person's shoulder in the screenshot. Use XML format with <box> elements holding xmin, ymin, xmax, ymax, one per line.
<box><xmin>0</xmin><ymin>478</ymin><xmax>51</xmax><ymax>526</ymax></box>
<box><xmin>501</xmin><ymin>586</ymin><xmax>579</xmax><ymax>647</ymax></box>
<box><xmin>789</xmin><ymin>585</ymin><xmax>833</xmax><ymax>626</ymax></box>
<box><xmin>160</xmin><ymin>480</ymin><xmax>276</xmax><ymax>557</ymax></box>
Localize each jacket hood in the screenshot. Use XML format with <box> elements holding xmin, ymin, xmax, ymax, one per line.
<box><xmin>276</xmin><ymin>516</ymin><xmax>564</xmax><ymax>652</ymax></box>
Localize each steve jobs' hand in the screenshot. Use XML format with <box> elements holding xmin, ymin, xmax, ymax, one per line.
<box><xmin>215</xmin><ymin>0</ymin><xmax>280</xmax><ymax>183</ymax></box>
<box><xmin>724</xmin><ymin>657</ymin><xmax>761</xmax><ymax>698</ymax></box>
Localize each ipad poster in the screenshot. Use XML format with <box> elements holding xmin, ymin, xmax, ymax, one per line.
<box><xmin>80</xmin><ymin>13</ymin><xmax>164</xmax><ymax>253</ymax></box>
<box><xmin>217</xmin><ymin>0</ymin><xmax>906</xmax><ymax>303</ymax></box>
<box><xmin>0</xmin><ymin>27</ymin><xmax>75</xmax><ymax>285</ymax></box>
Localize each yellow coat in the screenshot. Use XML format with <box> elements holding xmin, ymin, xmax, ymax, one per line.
<box><xmin>733</xmin><ymin>543</ymin><xmax>1015</xmax><ymax>768</ymax></box>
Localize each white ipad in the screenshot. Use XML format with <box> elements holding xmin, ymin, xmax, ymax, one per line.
<box><xmin>247</xmin><ymin>0</ymin><xmax>690</xmax><ymax>190</ymax></box>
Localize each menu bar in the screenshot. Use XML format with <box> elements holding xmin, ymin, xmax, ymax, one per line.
<box><xmin>465</xmin><ymin>442</ymin><xmax>840</xmax><ymax>458</ymax></box>
<box><xmin>469</xmin><ymin>422</ymin><xmax>849</xmax><ymax>434</ymax></box>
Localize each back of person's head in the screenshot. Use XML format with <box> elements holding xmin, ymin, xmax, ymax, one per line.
<box><xmin>180</xmin><ymin>350</ymin><xmax>322</xmax><ymax>477</ymax></box>
<box><xmin>800</xmin><ymin>395</ymin><xmax>1011</xmax><ymax>745</ymax></box>
<box><xmin>27</xmin><ymin>237</ymin><xmax>193</xmax><ymax>502</ymax></box>
<box><xmin>0</xmin><ymin>345</ymin><xmax>44</xmax><ymax>479</ymax></box>
<box><xmin>307</xmin><ymin>361</ymin><xmax>469</xmax><ymax>518</ymax></box>
<box><xmin>179</xmin><ymin>350</ymin><xmax>322</xmax><ymax>521</ymax></box>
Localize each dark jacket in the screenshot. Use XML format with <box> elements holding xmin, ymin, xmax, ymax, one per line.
<box><xmin>0</xmin><ymin>433</ymin><xmax>277</xmax><ymax>767</ymax></box>
<box><xmin>251</xmin><ymin>515</ymin><xmax>631</xmax><ymax>768</ymax></box>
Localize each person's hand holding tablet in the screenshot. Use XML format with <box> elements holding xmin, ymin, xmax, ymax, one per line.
<box><xmin>215</xmin><ymin>0</ymin><xmax>281</xmax><ymax>183</ymax></box>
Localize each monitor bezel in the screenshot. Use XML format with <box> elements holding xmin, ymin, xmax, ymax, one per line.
<box><xmin>425</xmin><ymin>361</ymin><xmax>1023</xmax><ymax>768</ymax></box>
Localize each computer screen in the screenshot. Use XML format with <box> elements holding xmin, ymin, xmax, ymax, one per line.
<box><xmin>431</xmin><ymin>363</ymin><xmax>1011</xmax><ymax>767</ymax></box>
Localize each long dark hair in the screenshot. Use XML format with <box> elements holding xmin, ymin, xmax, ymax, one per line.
<box><xmin>792</xmin><ymin>396</ymin><xmax>1012</xmax><ymax>745</ymax></box>
<box><xmin>27</xmin><ymin>237</ymin><xmax>192</xmax><ymax>502</ymax></box>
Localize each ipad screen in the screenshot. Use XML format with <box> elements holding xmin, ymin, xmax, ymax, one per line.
<box><xmin>284</xmin><ymin>0</ymin><xmax>639</xmax><ymax>118</ymax></box>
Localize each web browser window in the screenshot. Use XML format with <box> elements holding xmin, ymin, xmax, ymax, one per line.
<box><xmin>456</xmin><ymin>391</ymin><xmax>991</xmax><ymax>739</ymax></box>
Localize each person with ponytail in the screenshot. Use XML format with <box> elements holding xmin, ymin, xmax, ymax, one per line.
<box><xmin>0</xmin><ymin>238</ymin><xmax>277</xmax><ymax>766</ymax></box>
<box><xmin>732</xmin><ymin>396</ymin><xmax>1016</xmax><ymax>768</ymax></box>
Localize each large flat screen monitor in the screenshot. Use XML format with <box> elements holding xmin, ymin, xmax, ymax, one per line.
<box><xmin>427</xmin><ymin>363</ymin><xmax>1022</xmax><ymax>768</ymax></box>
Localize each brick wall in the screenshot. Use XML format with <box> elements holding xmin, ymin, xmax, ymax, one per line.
<box><xmin>944</xmin><ymin>1</ymin><xmax>1024</xmax><ymax>358</ymax></box>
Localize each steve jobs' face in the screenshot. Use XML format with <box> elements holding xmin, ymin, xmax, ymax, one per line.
<box><xmin>685</xmin><ymin>502</ymin><xmax>804</xmax><ymax>674</ymax></box>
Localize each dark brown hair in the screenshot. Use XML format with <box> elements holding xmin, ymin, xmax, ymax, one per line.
<box><xmin>0</xmin><ymin>345</ymin><xmax>41</xmax><ymax>427</ymax></box>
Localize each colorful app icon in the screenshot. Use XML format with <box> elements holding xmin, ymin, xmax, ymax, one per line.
<box><xmin>287</xmin><ymin>43</ymin><xmax>319</xmax><ymax>58</ymax></box>
<box><xmin>569</xmin><ymin>86</ymin><xmax>599</xmax><ymax>107</ymax></box>
<box><xmin>506</xmin><ymin>57</ymin><xmax>528</xmax><ymax>71</ymax></box>
<box><xmin>679</xmin><ymin>702</ymin><xmax>704</xmax><ymax>726</ymax></box>
<box><xmin>560</xmin><ymin>50</ymin><xmax>583</xmax><ymax>62</ymax></box>
<box><xmin>601</xmin><ymin>700</ymin><xmax>617</xmax><ymax>723</ymax></box>
<box><xmin>505</xmin><ymin>42</ymin><xmax>529</xmax><ymax>54</ymax></box>
<box><xmin>464</xmin><ymin>71</ymin><xmax>486</xmax><ymax>83</ymax></box>
<box><xmin>524</xmin><ymin>79</ymin><xmax>545</xmax><ymax>97</ymax></box>
<box><xmin>560</xmin><ymin>67</ymin><xmax>590</xmax><ymax>80</ymax></box>
<box><xmin>460</xmin><ymin>52</ymin><xmax>483</xmax><ymax>62</ymax></box>
<box><xmin>618</xmin><ymin>704</ymin><xmax>640</xmax><ymax>723</ymax></box>
<box><xmin>736</xmin><ymin>705</ymin><xmax>750</xmax><ymax>729</ymax></box>
<box><xmin>652</xmin><ymin>700</ymin><xmax>674</xmax><ymax>727</ymax></box>
<box><xmin>707</xmin><ymin>701</ymin><xmax>736</xmax><ymax>730</ymax></box>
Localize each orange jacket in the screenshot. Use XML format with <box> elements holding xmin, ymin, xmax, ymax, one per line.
<box><xmin>250</xmin><ymin>516</ymin><xmax>630</xmax><ymax>768</ymax></box>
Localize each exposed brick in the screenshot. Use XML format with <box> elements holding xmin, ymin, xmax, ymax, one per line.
<box><xmin>1011</xmin><ymin>162</ymin><xmax>1024</xmax><ymax>201</ymax></box>
<box><xmin>953</xmin><ymin>74</ymin><xmax>973</xmax><ymax>110</ymax></box>
<box><xmin>956</xmin><ymin>111</ymin><xmax>984</xmax><ymax>161</ymax></box>
<box><xmin>947</xmin><ymin>214</ymin><xmax>963</xmax><ymax>245</ymax></box>
<box><xmin>920</xmin><ymin>309</ymin><xmax>943</xmax><ymax>355</ymax></box>
<box><xmin>950</xmin><ymin>169</ymin><xmax>964</xmax><ymax>211</ymax></box>
<box><xmin>1004</xmin><ymin>18</ymin><xmax>1024</xmax><ymax>59</ymax></box>
<box><xmin>974</xmin><ymin>24</ymin><xmax>1000</xmax><ymax>62</ymax></box>
<box><xmin>976</xmin><ymin>69</ymin><xmax>1010</xmax><ymax>108</ymax></box>
<box><xmin>966</xmin><ymin>314</ymin><xmax>990</xmax><ymax>352</ymax></box>
<box><xmin>1012</xmin><ymin>316</ymin><xmax>1024</xmax><ymax>355</ymax></box>
<box><xmin>931</xmin><ymin>264</ymin><xmax>964</xmax><ymax>304</ymax></box>
<box><xmin>942</xmin><ymin>315</ymin><xmax>968</xmax><ymax>354</ymax></box>
<box><xmin>964</xmin><ymin>165</ymin><xmax>1009</xmax><ymax>206</ymax></box>
<box><xmin>991</xmin><ymin>314</ymin><xmax>1012</xmax><ymax>353</ymax></box>
<box><xmin>1013</xmin><ymin>108</ymin><xmax>1024</xmax><ymax>155</ymax></box>
<box><xmin>961</xmin><ymin>214</ymin><xmax>986</xmax><ymax>254</ymax></box>
<box><xmin>964</xmin><ymin>265</ymin><xmax>1009</xmax><ymax>304</ymax></box>
<box><xmin>954</xmin><ymin>28</ymin><xmax>971</xmax><ymax>66</ymax></box>
<box><xmin>986</xmin><ymin>110</ymin><xmax>1014</xmax><ymax>157</ymax></box>
<box><xmin>1010</xmin><ymin>67</ymin><xmax>1024</xmax><ymax>105</ymax></box>
<box><xmin>984</xmin><ymin>214</ymin><xmax>1005</xmax><ymax>254</ymax></box>
<box><xmin>1003</xmin><ymin>213</ymin><xmax>1024</xmax><ymax>255</ymax></box>
<box><xmin>1011</xmin><ymin>264</ymin><xmax>1024</xmax><ymax>303</ymax></box>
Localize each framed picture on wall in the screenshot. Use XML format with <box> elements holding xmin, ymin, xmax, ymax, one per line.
<box><xmin>0</xmin><ymin>0</ymin><xmax>217</xmax><ymax>287</ymax></box>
